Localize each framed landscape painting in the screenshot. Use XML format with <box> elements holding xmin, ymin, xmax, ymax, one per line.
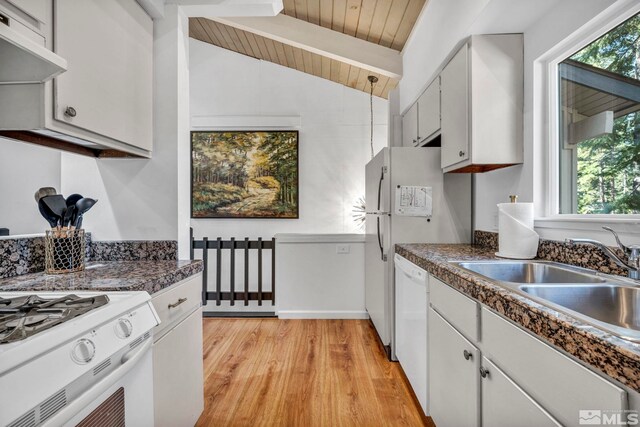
<box><xmin>191</xmin><ymin>131</ymin><xmax>299</xmax><ymax>219</ymax></box>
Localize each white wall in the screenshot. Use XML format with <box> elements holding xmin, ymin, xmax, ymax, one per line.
<box><xmin>189</xmin><ymin>38</ymin><xmax>388</xmax><ymax>240</ymax></box>
<box><xmin>399</xmin><ymin>0</ymin><xmax>616</xmax><ymax>235</ymax></box>
<box><xmin>60</xmin><ymin>5</ymin><xmax>191</xmax><ymax>248</ymax></box>
<box><xmin>0</xmin><ymin>137</ymin><xmax>61</xmax><ymax>235</ymax></box>
<box><xmin>276</xmin><ymin>234</ymin><xmax>366</xmax><ymax>319</ymax></box>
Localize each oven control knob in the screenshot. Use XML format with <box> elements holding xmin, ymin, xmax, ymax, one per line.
<box><xmin>71</xmin><ymin>339</ymin><xmax>96</xmax><ymax>364</ymax></box>
<box><xmin>114</xmin><ymin>318</ymin><xmax>133</xmax><ymax>339</ymax></box>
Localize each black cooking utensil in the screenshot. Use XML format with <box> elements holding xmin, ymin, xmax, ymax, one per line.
<box><xmin>38</xmin><ymin>198</ymin><xmax>59</xmax><ymax>228</ymax></box>
<box><xmin>65</xmin><ymin>193</ymin><xmax>83</xmax><ymax>207</ymax></box>
<box><xmin>62</xmin><ymin>206</ymin><xmax>75</xmax><ymax>228</ymax></box>
<box><xmin>74</xmin><ymin>198</ymin><xmax>97</xmax><ymax>229</ymax></box>
<box><xmin>41</xmin><ymin>195</ymin><xmax>67</xmax><ymax>220</ymax></box>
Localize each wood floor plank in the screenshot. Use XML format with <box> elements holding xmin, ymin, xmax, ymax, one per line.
<box><xmin>197</xmin><ymin>318</ymin><xmax>430</xmax><ymax>427</ymax></box>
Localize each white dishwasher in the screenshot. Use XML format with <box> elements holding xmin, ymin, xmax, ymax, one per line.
<box><xmin>394</xmin><ymin>254</ymin><xmax>429</xmax><ymax>415</ymax></box>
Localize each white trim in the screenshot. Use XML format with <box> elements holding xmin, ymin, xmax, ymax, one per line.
<box><xmin>274</xmin><ymin>233</ymin><xmax>365</xmax><ymax>244</ymax></box>
<box><xmin>191</xmin><ymin>115</ymin><xmax>301</xmax><ymax>129</ymax></box>
<box><xmin>535</xmin><ymin>217</ymin><xmax>640</xmax><ymax>234</ymax></box>
<box><xmin>538</xmin><ymin>0</ymin><xmax>640</xmax><ymax>220</ymax></box>
<box><xmin>277</xmin><ymin>310</ymin><xmax>369</xmax><ymax>320</ymax></box>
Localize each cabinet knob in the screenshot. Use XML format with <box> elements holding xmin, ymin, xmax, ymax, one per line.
<box><xmin>459</xmin><ymin>151</ymin><xmax>465</xmax><ymax>157</ymax></box>
<box><xmin>479</xmin><ymin>367</ymin><xmax>490</xmax><ymax>378</ymax></box>
<box><xmin>64</xmin><ymin>106</ymin><xmax>77</xmax><ymax>118</ymax></box>
<box><xmin>463</xmin><ymin>350</ymin><xmax>472</xmax><ymax>360</ymax></box>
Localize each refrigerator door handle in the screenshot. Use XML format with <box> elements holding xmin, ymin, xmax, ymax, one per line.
<box><xmin>377</xmin><ymin>216</ymin><xmax>386</xmax><ymax>262</ymax></box>
<box><xmin>377</xmin><ymin>166</ymin><xmax>385</xmax><ymax>211</ymax></box>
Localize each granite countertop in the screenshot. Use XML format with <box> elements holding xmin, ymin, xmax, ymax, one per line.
<box><xmin>0</xmin><ymin>260</ymin><xmax>203</xmax><ymax>295</ymax></box>
<box><xmin>396</xmin><ymin>243</ymin><xmax>640</xmax><ymax>393</ymax></box>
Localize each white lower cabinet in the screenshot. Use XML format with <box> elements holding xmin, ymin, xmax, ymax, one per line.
<box><xmin>151</xmin><ymin>275</ymin><xmax>205</xmax><ymax>427</ymax></box>
<box><xmin>418</xmin><ymin>265</ymin><xmax>629</xmax><ymax>427</ymax></box>
<box><xmin>481</xmin><ymin>357</ymin><xmax>561</xmax><ymax>427</ymax></box>
<box><xmin>428</xmin><ymin>307</ymin><xmax>480</xmax><ymax>427</ymax></box>
<box><xmin>153</xmin><ymin>308</ymin><xmax>204</xmax><ymax>427</ymax></box>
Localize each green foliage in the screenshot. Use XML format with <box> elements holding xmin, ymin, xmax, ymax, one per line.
<box><xmin>191</xmin><ymin>131</ymin><xmax>298</xmax><ymax>218</ymax></box>
<box><xmin>192</xmin><ymin>182</ymin><xmax>248</xmax><ymax>215</ymax></box>
<box><xmin>567</xmin><ymin>14</ymin><xmax>640</xmax><ymax>214</ymax></box>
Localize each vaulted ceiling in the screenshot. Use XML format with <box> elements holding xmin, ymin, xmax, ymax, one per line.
<box><xmin>189</xmin><ymin>0</ymin><xmax>427</xmax><ymax>98</ymax></box>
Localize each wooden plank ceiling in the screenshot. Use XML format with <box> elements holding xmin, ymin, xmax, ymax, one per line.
<box><xmin>189</xmin><ymin>0</ymin><xmax>427</xmax><ymax>99</ymax></box>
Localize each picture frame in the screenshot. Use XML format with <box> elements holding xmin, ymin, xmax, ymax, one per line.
<box><xmin>191</xmin><ymin>131</ymin><xmax>299</xmax><ymax>219</ymax></box>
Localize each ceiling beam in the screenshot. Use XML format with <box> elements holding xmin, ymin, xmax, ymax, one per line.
<box><xmin>211</xmin><ymin>14</ymin><xmax>402</xmax><ymax>79</ymax></box>
<box><xmin>171</xmin><ymin>0</ymin><xmax>283</xmax><ymax>17</ymax></box>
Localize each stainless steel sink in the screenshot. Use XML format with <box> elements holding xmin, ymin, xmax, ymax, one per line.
<box><xmin>453</xmin><ymin>261</ymin><xmax>605</xmax><ymax>284</ymax></box>
<box><xmin>450</xmin><ymin>260</ymin><xmax>640</xmax><ymax>342</ymax></box>
<box><xmin>519</xmin><ymin>284</ymin><xmax>640</xmax><ymax>333</ymax></box>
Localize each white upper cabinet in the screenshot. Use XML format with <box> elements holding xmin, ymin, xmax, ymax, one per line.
<box><xmin>0</xmin><ymin>0</ymin><xmax>153</xmax><ymax>157</ymax></box>
<box><xmin>417</xmin><ymin>76</ymin><xmax>440</xmax><ymax>144</ymax></box>
<box><xmin>440</xmin><ymin>34</ymin><xmax>523</xmax><ymax>172</ymax></box>
<box><xmin>402</xmin><ymin>77</ymin><xmax>441</xmax><ymax>147</ymax></box>
<box><xmin>54</xmin><ymin>0</ymin><xmax>153</xmax><ymax>152</ymax></box>
<box><xmin>402</xmin><ymin>102</ymin><xmax>418</xmax><ymax>147</ymax></box>
<box><xmin>441</xmin><ymin>44</ymin><xmax>469</xmax><ymax>168</ymax></box>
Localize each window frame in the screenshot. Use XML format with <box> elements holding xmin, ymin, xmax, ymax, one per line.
<box><xmin>537</xmin><ymin>0</ymin><xmax>640</xmax><ymax>232</ymax></box>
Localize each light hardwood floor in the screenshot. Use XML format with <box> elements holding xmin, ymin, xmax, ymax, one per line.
<box><xmin>196</xmin><ymin>318</ymin><xmax>433</xmax><ymax>427</ymax></box>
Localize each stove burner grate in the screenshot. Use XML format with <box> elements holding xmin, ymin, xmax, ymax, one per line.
<box><xmin>0</xmin><ymin>294</ymin><xmax>109</xmax><ymax>344</ymax></box>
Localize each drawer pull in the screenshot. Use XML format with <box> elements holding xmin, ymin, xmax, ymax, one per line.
<box><xmin>479</xmin><ymin>367</ymin><xmax>490</xmax><ymax>378</ymax></box>
<box><xmin>463</xmin><ymin>350</ymin><xmax>473</xmax><ymax>360</ymax></box>
<box><xmin>168</xmin><ymin>297</ymin><xmax>187</xmax><ymax>309</ymax></box>
<box><xmin>65</xmin><ymin>106</ymin><xmax>77</xmax><ymax>118</ymax></box>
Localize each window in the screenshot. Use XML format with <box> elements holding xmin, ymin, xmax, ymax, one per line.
<box><xmin>558</xmin><ymin>12</ymin><xmax>640</xmax><ymax>215</ymax></box>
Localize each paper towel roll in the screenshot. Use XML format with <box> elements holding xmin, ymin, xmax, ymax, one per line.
<box><xmin>497</xmin><ymin>203</ymin><xmax>539</xmax><ymax>259</ymax></box>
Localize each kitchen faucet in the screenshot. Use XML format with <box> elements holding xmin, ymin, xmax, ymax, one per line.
<box><xmin>566</xmin><ymin>227</ymin><xmax>640</xmax><ymax>280</ymax></box>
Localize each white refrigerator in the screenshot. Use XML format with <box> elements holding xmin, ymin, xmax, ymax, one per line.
<box><xmin>365</xmin><ymin>147</ymin><xmax>472</xmax><ymax>360</ymax></box>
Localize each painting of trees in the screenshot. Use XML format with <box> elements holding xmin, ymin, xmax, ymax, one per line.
<box><xmin>191</xmin><ymin>131</ymin><xmax>298</xmax><ymax>218</ymax></box>
<box><xmin>566</xmin><ymin>13</ymin><xmax>640</xmax><ymax>214</ymax></box>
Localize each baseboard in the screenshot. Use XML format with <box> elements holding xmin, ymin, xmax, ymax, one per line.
<box><xmin>203</xmin><ymin>311</ymin><xmax>277</xmax><ymax>318</ymax></box>
<box><xmin>277</xmin><ymin>310</ymin><xmax>369</xmax><ymax>319</ymax></box>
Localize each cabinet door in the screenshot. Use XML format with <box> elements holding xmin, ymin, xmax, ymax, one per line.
<box><xmin>441</xmin><ymin>43</ymin><xmax>469</xmax><ymax>168</ymax></box>
<box><xmin>54</xmin><ymin>0</ymin><xmax>153</xmax><ymax>151</ymax></box>
<box><xmin>417</xmin><ymin>77</ymin><xmax>440</xmax><ymax>143</ymax></box>
<box><xmin>6</xmin><ymin>0</ymin><xmax>47</xmax><ymax>23</ymax></box>
<box><xmin>481</xmin><ymin>357</ymin><xmax>561</xmax><ymax>427</ymax></box>
<box><xmin>153</xmin><ymin>308</ymin><xmax>205</xmax><ymax>427</ymax></box>
<box><xmin>402</xmin><ymin>102</ymin><xmax>419</xmax><ymax>147</ymax></box>
<box><xmin>428</xmin><ymin>307</ymin><xmax>479</xmax><ymax>427</ymax></box>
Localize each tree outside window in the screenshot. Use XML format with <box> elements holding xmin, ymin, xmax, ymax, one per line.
<box><xmin>559</xmin><ymin>13</ymin><xmax>640</xmax><ymax>214</ymax></box>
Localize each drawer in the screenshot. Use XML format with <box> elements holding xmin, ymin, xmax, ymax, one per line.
<box><xmin>152</xmin><ymin>274</ymin><xmax>202</xmax><ymax>339</ymax></box>
<box><xmin>429</xmin><ymin>276</ymin><xmax>479</xmax><ymax>342</ymax></box>
<box><xmin>481</xmin><ymin>307</ymin><xmax>626</xmax><ymax>426</ymax></box>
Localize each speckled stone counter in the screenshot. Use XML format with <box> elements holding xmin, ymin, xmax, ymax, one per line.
<box><xmin>0</xmin><ymin>260</ymin><xmax>203</xmax><ymax>295</ymax></box>
<box><xmin>395</xmin><ymin>243</ymin><xmax>640</xmax><ymax>393</ymax></box>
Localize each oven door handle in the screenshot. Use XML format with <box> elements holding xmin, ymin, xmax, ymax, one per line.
<box><xmin>42</xmin><ymin>339</ymin><xmax>152</xmax><ymax>427</ymax></box>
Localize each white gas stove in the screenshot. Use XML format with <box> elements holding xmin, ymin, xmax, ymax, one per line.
<box><xmin>0</xmin><ymin>291</ymin><xmax>160</xmax><ymax>427</ymax></box>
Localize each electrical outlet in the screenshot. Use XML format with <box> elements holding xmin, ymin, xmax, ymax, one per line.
<box><xmin>336</xmin><ymin>244</ymin><xmax>350</xmax><ymax>254</ymax></box>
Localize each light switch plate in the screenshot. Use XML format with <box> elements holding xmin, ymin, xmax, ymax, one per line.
<box><xmin>336</xmin><ymin>244</ymin><xmax>350</xmax><ymax>254</ymax></box>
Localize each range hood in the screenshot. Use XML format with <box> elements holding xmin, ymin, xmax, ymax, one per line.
<box><xmin>0</xmin><ymin>17</ymin><xmax>67</xmax><ymax>84</ymax></box>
